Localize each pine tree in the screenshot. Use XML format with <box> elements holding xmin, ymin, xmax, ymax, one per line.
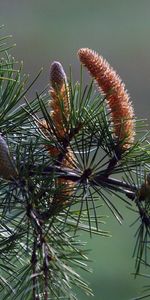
<box><xmin>0</xmin><ymin>27</ymin><xmax>150</xmax><ymax>300</ymax></box>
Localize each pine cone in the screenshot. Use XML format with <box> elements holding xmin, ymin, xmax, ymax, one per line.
<box><xmin>0</xmin><ymin>135</ymin><xmax>18</xmax><ymax>180</ymax></box>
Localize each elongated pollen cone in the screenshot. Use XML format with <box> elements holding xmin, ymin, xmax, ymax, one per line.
<box><xmin>78</xmin><ymin>48</ymin><xmax>135</xmax><ymax>150</ymax></box>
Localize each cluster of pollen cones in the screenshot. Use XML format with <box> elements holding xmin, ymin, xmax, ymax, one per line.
<box><xmin>40</xmin><ymin>61</ymin><xmax>76</xmax><ymax>203</ymax></box>
<box><xmin>0</xmin><ymin>48</ymin><xmax>135</xmax><ymax>199</ymax></box>
<box><xmin>78</xmin><ymin>48</ymin><xmax>135</xmax><ymax>150</ymax></box>
<box><xmin>39</xmin><ymin>48</ymin><xmax>135</xmax><ymax>202</ymax></box>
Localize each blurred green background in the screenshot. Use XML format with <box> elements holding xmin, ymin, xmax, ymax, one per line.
<box><xmin>1</xmin><ymin>0</ymin><xmax>150</xmax><ymax>299</ymax></box>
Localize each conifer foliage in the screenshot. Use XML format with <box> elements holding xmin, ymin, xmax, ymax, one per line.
<box><xmin>0</xmin><ymin>28</ymin><xmax>150</xmax><ymax>299</ymax></box>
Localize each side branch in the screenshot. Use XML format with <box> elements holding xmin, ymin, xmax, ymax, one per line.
<box><xmin>21</xmin><ymin>163</ymin><xmax>137</xmax><ymax>200</ymax></box>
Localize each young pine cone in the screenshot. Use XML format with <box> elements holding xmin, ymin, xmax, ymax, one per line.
<box><xmin>0</xmin><ymin>135</ymin><xmax>18</xmax><ymax>180</ymax></box>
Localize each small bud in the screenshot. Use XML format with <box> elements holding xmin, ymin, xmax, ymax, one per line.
<box><xmin>138</xmin><ymin>174</ymin><xmax>150</xmax><ymax>202</ymax></box>
<box><xmin>0</xmin><ymin>135</ymin><xmax>18</xmax><ymax>180</ymax></box>
<box><xmin>50</xmin><ymin>61</ymin><xmax>67</xmax><ymax>90</ymax></box>
<box><xmin>146</xmin><ymin>173</ymin><xmax>150</xmax><ymax>185</ymax></box>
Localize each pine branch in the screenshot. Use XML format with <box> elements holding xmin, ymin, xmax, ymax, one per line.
<box><xmin>1</xmin><ymin>28</ymin><xmax>150</xmax><ymax>300</ymax></box>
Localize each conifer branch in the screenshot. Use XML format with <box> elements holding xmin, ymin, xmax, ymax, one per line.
<box><xmin>1</xmin><ymin>30</ymin><xmax>150</xmax><ymax>300</ymax></box>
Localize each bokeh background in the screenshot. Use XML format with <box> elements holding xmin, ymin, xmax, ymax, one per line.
<box><xmin>1</xmin><ymin>1</ymin><xmax>150</xmax><ymax>299</ymax></box>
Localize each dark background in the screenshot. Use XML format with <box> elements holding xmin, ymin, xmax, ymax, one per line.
<box><xmin>1</xmin><ymin>1</ymin><xmax>150</xmax><ymax>299</ymax></box>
